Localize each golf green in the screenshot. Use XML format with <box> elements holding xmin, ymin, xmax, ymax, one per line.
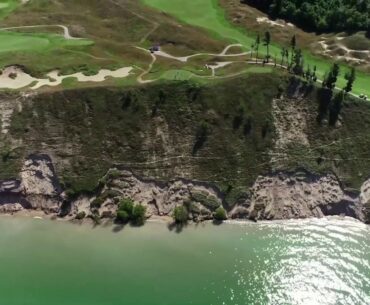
<box><xmin>142</xmin><ymin>0</ymin><xmax>370</xmax><ymax>96</ymax></box>
<box><xmin>0</xmin><ymin>31</ymin><xmax>93</xmax><ymax>54</ymax></box>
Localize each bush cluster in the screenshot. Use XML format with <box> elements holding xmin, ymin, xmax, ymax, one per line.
<box><xmin>116</xmin><ymin>198</ymin><xmax>146</xmax><ymax>226</ymax></box>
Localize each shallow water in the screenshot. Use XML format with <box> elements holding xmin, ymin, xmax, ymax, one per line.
<box><xmin>0</xmin><ymin>216</ymin><xmax>368</xmax><ymax>305</ymax></box>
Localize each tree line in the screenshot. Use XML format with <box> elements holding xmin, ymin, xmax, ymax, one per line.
<box><xmin>242</xmin><ymin>0</ymin><xmax>369</xmax><ymax>33</ymax></box>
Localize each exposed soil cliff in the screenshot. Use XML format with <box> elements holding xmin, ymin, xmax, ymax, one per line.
<box><xmin>0</xmin><ymin>154</ymin><xmax>367</xmax><ymax>223</ymax></box>
<box><xmin>1</xmin><ymin>75</ymin><xmax>370</xmax><ymax>223</ymax></box>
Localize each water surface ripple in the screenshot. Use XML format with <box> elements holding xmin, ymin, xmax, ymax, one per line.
<box><xmin>0</xmin><ymin>216</ymin><xmax>368</xmax><ymax>305</ymax></box>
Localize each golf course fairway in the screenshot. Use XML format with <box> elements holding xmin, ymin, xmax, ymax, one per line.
<box><xmin>0</xmin><ymin>0</ymin><xmax>18</xmax><ymax>19</ymax></box>
<box><xmin>0</xmin><ymin>31</ymin><xmax>93</xmax><ymax>54</ymax></box>
<box><xmin>142</xmin><ymin>0</ymin><xmax>370</xmax><ymax>97</ymax></box>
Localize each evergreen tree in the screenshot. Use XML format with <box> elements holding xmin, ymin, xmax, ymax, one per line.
<box><xmin>290</xmin><ymin>35</ymin><xmax>296</xmax><ymax>65</ymax></box>
<box><xmin>263</xmin><ymin>31</ymin><xmax>271</xmax><ymax>61</ymax></box>
<box><xmin>255</xmin><ymin>34</ymin><xmax>260</xmax><ymax>63</ymax></box>
<box><xmin>324</xmin><ymin>63</ymin><xmax>340</xmax><ymax>90</ymax></box>
<box><xmin>280</xmin><ymin>47</ymin><xmax>286</xmax><ymax>66</ymax></box>
<box><xmin>292</xmin><ymin>49</ymin><xmax>304</xmax><ymax>75</ymax></box>
<box><xmin>344</xmin><ymin>67</ymin><xmax>356</xmax><ymax>93</ymax></box>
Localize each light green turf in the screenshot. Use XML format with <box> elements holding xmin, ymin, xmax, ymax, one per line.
<box><xmin>0</xmin><ymin>1</ymin><xmax>94</xmax><ymax>73</ymax></box>
<box><xmin>0</xmin><ymin>31</ymin><xmax>93</xmax><ymax>56</ymax></box>
<box><xmin>161</xmin><ymin>69</ymin><xmax>194</xmax><ymax>80</ymax></box>
<box><xmin>0</xmin><ymin>0</ymin><xmax>19</xmax><ymax>19</ymax></box>
<box><xmin>142</xmin><ymin>0</ymin><xmax>370</xmax><ymax>96</ymax></box>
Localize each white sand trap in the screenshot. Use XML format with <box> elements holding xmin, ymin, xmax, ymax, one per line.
<box><xmin>0</xmin><ymin>66</ymin><xmax>133</xmax><ymax>90</ymax></box>
<box><xmin>257</xmin><ymin>17</ymin><xmax>293</xmax><ymax>28</ymax></box>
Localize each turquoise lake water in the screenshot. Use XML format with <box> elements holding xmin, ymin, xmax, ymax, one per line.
<box><xmin>0</xmin><ymin>216</ymin><xmax>368</xmax><ymax>305</ymax></box>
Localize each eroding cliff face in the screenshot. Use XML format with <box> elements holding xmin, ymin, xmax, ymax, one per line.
<box><xmin>72</xmin><ymin>169</ymin><xmax>223</xmax><ymax>222</ymax></box>
<box><xmin>0</xmin><ymin>154</ymin><xmax>62</xmax><ymax>213</ymax></box>
<box><xmin>0</xmin><ymin>155</ymin><xmax>369</xmax><ymax>223</ymax></box>
<box><xmin>360</xmin><ymin>179</ymin><xmax>370</xmax><ymax>223</ymax></box>
<box><xmin>236</xmin><ymin>172</ymin><xmax>364</xmax><ymax>221</ymax></box>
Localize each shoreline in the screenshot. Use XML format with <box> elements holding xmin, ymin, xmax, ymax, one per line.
<box><xmin>0</xmin><ymin>209</ymin><xmax>366</xmax><ymax>230</ymax></box>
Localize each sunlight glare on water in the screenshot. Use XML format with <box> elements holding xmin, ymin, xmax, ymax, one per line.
<box><xmin>222</xmin><ymin>217</ymin><xmax>370</xmax><ymax>305</ymax></box>
<box><xmin>0</xmin><ymin>216</ymin><xmax>368</xmax><ymax>305</ymax></box>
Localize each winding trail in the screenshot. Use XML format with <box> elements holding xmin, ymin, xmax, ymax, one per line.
<box><xmin>153</xmin><ymin>44</ymin><xmax>249</xmax><ymax>63</ymax></box>
<box><xmin>135</xmin><ymin>44</ymin><xmax>250</xmax><ymax>82</ymax></box>
<box><xmin>135</xmin><ymin>45</ymin><xmax>361</xmax><ymax>99</ymax></box>
<box><xmin>0</xmin><ymin>24</ymin><xmax>81</xmax><ymax>39</ymax></box>
<box><xmin>136</xmin><ymin>48</ymin><xmax>156</xmax><ymax>84</ymax></box>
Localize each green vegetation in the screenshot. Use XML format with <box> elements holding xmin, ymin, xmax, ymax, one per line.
<box><xmin>191</xmin><ymin>191</ymin><xmax>221</xmax><ymax>210</ymax></box>
<box><xmin>213</xmin><ymin>207</ymin><xmax>227</xmax><ymax>221</ymax></box>
<box><xmin>132</xmin><ymin>204</ymin><xmax>147</xmax><ymax>226</ymax></box>
<box><xmin>90</xmin><ymin>197</ymin><xmax>104</xmax><ymax>209</ymax></box>
<box><xmin>0</xmin><ymin>32</ymin><xmax>92</xmax><ymax>54</ymax></box>
<box><xmin>243</xmin><ymin>0</ymin><xmax>369</xmax><ymax>32</ymax></box>
<box><xmin>0</xmin><ymin>0</ymin><xmax>19</xmax><ymax>19</ymax></box>
<box><xmin>142</xmin><ymin>0</ymin><xmax>370</xmax><ymax>96</ymax></box>
<box><xmin>173</xmin><ymin>206</ymin><xmax>189</xmax><ymax>224</ymax></box>
<box><xmin>3</xmin><ymin>72</ymin><xmax>370</xmax><ymax>210</ymax></box>
<box><xmin>116</xmin><ymin>198</ymin><xmax>146</xmax><ymax>226</ymax></box>
<box><xmin>75</xmin><ymin>211</ymin><xmax>86</xmax><ymax>220</ymax></box>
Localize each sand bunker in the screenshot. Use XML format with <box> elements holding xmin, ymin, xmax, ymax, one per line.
<box><xmin>0</xmin><ymin>66</ymin><xmax>133</xmax><ymax>90</ymax></box>
<box><xmin>318</xmin><ymin>39</ymin><xmax>370</xmax><ymax>65</ymax></box>
<box><xmin>257</xmin><ymin>17</ymin><xmax>294</xmax><ymax>28</ymax></box>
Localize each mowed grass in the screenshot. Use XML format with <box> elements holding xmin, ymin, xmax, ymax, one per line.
<box><xmin>0</xmin><ymin>0</ymin><xmax>18</xmax><ymax>19</ymax></box>
<box><xmin>142</xmin><ymin>0</ymin><xmax>370</xmax><ymax>96</ymax></box>
<box><xmin>0</xmin><ymin>31</ymin><xmax>93</xmax><ymax>53</ymax></box>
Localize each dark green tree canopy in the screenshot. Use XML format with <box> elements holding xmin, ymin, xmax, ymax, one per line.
<box><xmin>242</xmin><ymin>0</ymin><xmax>369</xmax><ymax>32</ymax></box>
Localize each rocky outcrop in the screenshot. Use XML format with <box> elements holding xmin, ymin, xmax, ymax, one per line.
<box><xmin>232</xmin><ymin>171</ymin><xmax>364</xmax><ymax>221</ymax></box>
<box><xmin>0</xmin><ymin>154</ymin><xmax>62</xmax><ymax>214</ymax></box>
<box><xmin>71</xmin><ymin>169</ymin><xmax>224</xmax><ymax>222</ymax></box>
<box><xmin>1</xmin><ymin>155</ymin><xmax>369</xmax><ymax>223</ymax></box>
<box><xmin>360</xmin><ymin>178</ymin><xmax>370</xmax><ymax>223</ymax></box>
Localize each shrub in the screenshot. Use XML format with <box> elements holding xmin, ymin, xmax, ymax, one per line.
<box><xmin>116</xmin><ymin>198</ymin><xmax>146</xmax><ymax>225</ymax></box>
<box><xmin>90</xmin><ymin>197</ymin><xmax>104</xmax><ymax>209</ymax></box>
<box><xmin>173</xmin><ymin>206</ymin><xmax>188</xmax><ymax>224</ymax></box>
<box><xmin>132</xmin><ymin>204</ymin><xmax>147</xmax><ymax>226</ymax></box>
<box><xmin>191</xmin><ymin>191</ymin><xmax>221</xmax><ymax>211</ymax></box>
<box><xmin>75</xmin><ymin>211</ymin><xmax>86</xmax><ymax>220</ymax></box>
<box><xmin>101</xmin><ymin>190</ymin><xmax>121</xmax><ymax>199</ymax></box>
<box><xmin>116</xmin><ymin>210</ymin><xmax>130</xmax><ymax>223</ymax></box>
<box><xmin>119</xmin><ymin>198</ymin><xmax>134</xmax><ymax>215</ymax></box>
<box><xmin>214</xmin><ymin>207</ymin><xmax>227</xmax><ymax>221</ymax></box>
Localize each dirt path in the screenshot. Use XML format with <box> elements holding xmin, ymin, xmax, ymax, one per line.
<box><xmin>136</xmin><ymin>47</ymin><xmax>157</xmax><ymax>84</ymax></box>
<box><xmin>136</xmin><ymin>45</ymin><xmax>361</xmax><ymax>100</ymax></box>
<box><xmin>153</xmin><ymin>44</ymin><xmax>250</xmax><ymax>62</ymax></box>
